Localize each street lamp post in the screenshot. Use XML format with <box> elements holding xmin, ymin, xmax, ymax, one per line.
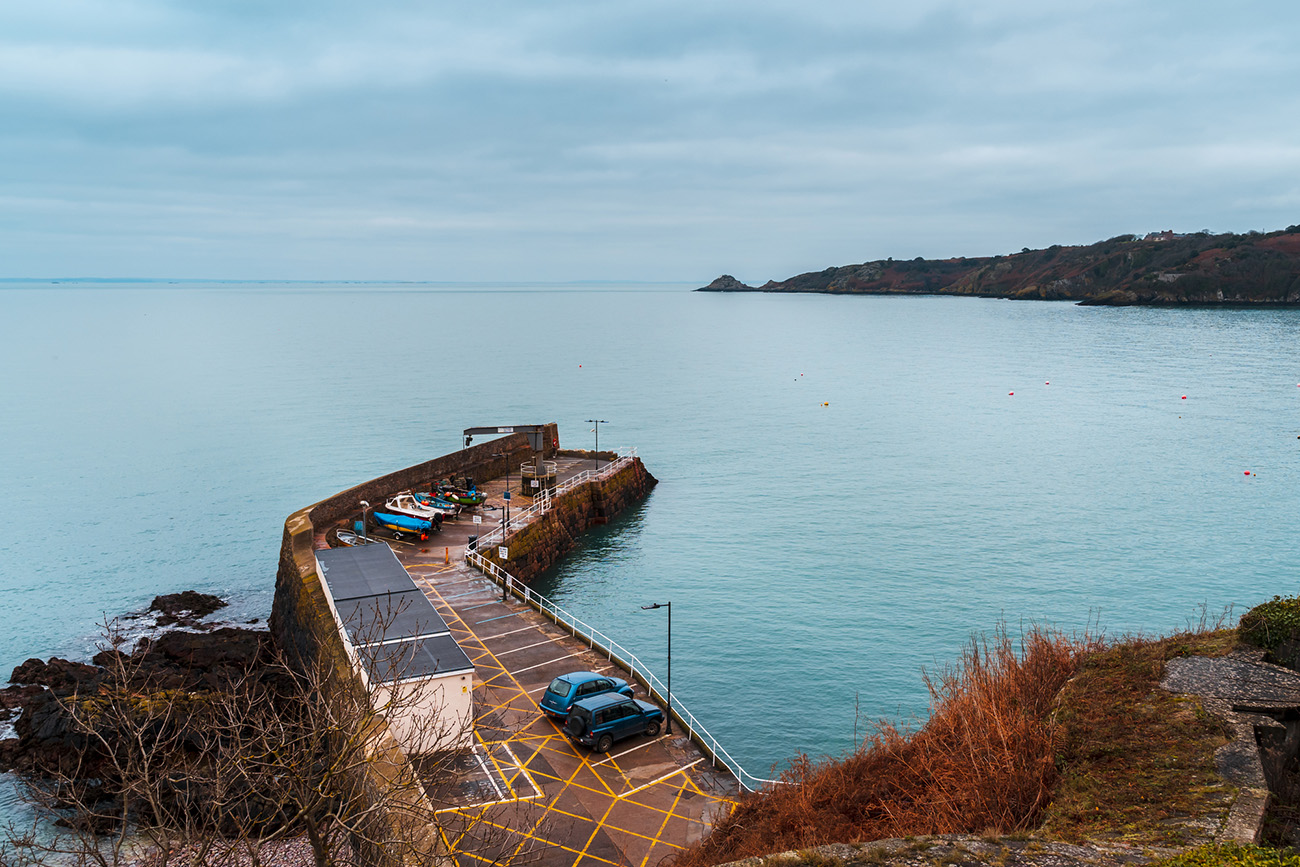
<box><xmin>640</xmin><ymin>601</ymin><xmax>671</xmax><ymax>735</ymax></box>
<box><xmin>358</xmin><ymin>500</ymin><xmax>371</xmax><ymax>539</ymax></box>
<box><xmin>585</xmin><ymin>419</ymin><xmax>608</xmax><ymax>476</ymax></box>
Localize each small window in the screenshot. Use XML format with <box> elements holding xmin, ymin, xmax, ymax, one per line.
<box><xmin>546</xmin><ymin>678</ymin><xmax>569</xmax><ymax>698</ymax></box>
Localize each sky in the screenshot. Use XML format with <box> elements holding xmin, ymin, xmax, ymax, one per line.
<box><xmin>2</xmin><ymin>0</ymin><xmax>1299</xmax><ymax>282</ymax></box>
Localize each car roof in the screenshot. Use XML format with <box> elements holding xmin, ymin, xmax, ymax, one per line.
<box><xmin>557</xmin><ymin>671</ymin><xmax>605</xmax><ymax>685</ymax></box>
<box><xmin>571</xmin><ymin>692</ymin><xmax>633</xmax><ymax>711</ymax></box>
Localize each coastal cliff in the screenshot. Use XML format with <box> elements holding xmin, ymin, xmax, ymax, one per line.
<box><xmin>701</xmin><ymin>226</ymin><xmax>1300</xmax><ymax>306</ymax></box>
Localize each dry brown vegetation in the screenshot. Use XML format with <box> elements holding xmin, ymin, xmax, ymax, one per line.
<box><xmin>677</xmin><ymin>625</ymin><xmax>1237</xmax><ymax>867</ymax></box>
<box><xmin>677</xmin><ymin>626</ymin><xmax>1097</xmax><ymax>867</ymax></box>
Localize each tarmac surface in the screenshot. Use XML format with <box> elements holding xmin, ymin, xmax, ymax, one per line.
<box><xmin>324</xmin><ymin>457</ymin><xmax>738</xmax><ymax>867</ymax></box>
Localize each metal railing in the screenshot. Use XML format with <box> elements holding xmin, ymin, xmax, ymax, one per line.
<box><xmin>463</xmin><ymin>453</ymin><xmax>780</xmax><ymax>792</ymax></box>
<box><xmin>471</xmin><ymin>449</ymin><xmax>638</xmax><ymax>551</ymax></box>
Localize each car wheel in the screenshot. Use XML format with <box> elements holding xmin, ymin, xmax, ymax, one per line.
<box><xmin>595</xmin><ymin>734</ymin><xmax>613</xmax><ymax>753</ymax></box>
<box><xmin>644</xmin><ymin>720</ymin><xmax>661</xmax><ymax>737</ymax></box>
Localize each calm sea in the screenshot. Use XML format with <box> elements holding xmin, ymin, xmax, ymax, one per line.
<box><xmin>2</xmin><ymin>282</ymin><xmax>1299</xmax><ymax>799</ymax></box>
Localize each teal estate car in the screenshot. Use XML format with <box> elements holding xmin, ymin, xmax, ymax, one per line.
<box><xmin>562</xmin><ymin>693</ymin><xmax>664</xmax><ymax>753</ymax></box>
<box><xmin>539</xmin><ymin>671</ymin><xmax>634</xmax><ymax>719</ymax></box>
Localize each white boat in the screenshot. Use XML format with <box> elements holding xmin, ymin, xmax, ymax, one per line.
<box><xmin>334</xmin><ymin>528</ymin><xmax>385</xmax><ymax>547</ymax></box>
<box><xmin>386</xmin><ymin>492</ymin><xmax>456</xmax><ymax>520</ymax></box>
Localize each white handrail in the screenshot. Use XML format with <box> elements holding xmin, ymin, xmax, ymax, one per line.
<box><xmin>462</xmin><ymin>459</ymin><xmax>780</xmax><ymax>792</ymax></box>
<box><xmin>472</xmin><ymin>450</ymin><xmax>638</xmax><ymax>550</ymax></box>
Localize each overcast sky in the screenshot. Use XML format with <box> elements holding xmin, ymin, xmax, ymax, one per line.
<box><xmin>2</xmin><ymin>0</ymin><xmax>1298</xmax><ymax>282</ymax></box>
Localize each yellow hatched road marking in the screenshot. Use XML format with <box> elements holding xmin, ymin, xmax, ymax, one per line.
<box><xmin>640</xmin><ymin>778</ymin><xmax>692</xmax><ymax>867</ymax></box>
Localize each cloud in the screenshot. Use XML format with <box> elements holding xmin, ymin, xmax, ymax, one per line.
<box><xmin>1</xmin><ymin>0</ymin><xmax>1298</xmax><ymax>279</ymax></box>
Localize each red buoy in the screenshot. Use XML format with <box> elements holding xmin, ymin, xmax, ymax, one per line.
<box><xmin>1181</xmin><ymin>395</ymin><xmax>1187</xmax><ymax>400</ymax></box>
<box><xmin>1245</xmin><ymin>471</ymin><xmax>1251</xmax><ymax>475</ymax></box>
<box><xmin>1009</xmin><ymin>391</ymin><xmax>1014</xmax><ymax>396</ymax></box>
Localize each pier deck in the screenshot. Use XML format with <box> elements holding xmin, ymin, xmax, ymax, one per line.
<box><xmin>366</xmin><ymin>459</ymin><xmax>736</xmax><ymax>867</ymax></box>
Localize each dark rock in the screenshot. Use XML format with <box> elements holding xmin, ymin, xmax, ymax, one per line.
<box><xmin>697</xmin><ymin>274</ymin><xmax>755</xmax><ymax>292</ymax></box>
<box><xmin>9</xmin><ymin>657</ymin><xmax>103</xmax><ymax>692</ymax></box>
<box><xmin>149</xmin><ymin>591</ymin><xmax>227</xmax><ymax>627</ymax></box>
<box><xmin>0</xmin><ymin>684</ymin><xmax>43</xmax><ymax>721</ymax></box>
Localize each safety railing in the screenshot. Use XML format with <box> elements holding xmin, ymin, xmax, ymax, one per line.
<box><xmin>465</xmin><ymin>525</ymin><xmax>780</xmax><ymax>793</ymax></box>
<box><xmin>470</xmin><ymin>449</ymin><xmax>639</xmax><ymax>551</ymax></box>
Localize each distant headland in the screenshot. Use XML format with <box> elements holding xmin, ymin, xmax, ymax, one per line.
<box><xmin>700</xmin><ymin>225</ymin><xmax>1300</xmax><ymax>306</ymax></box>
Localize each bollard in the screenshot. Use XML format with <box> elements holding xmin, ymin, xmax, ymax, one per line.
<box><xmin>444</xmin><ymin>547</ymin><xmax>449</xmax><ymax>564</ymax></box>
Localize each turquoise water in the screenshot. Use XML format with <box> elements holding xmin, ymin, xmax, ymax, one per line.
<box><xmin>2</xmin><ymin>283</ymin><xmax>1299</xmax><ymax>791</ymax></box>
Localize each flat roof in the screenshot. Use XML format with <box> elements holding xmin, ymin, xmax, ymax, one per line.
<box><xmin>336</xmin><ymin>589</ymin><xmax>449</xmax><ymax>646</ymax></box>
<box><xmin>362</xmin><ymin>634</ymin><xmax>475</xmax><ymax>683</ymax></box>
<box><xmin>317</xmin><ymin>544</ymin><xmax>418</xmax><ymax>601</ymax></box>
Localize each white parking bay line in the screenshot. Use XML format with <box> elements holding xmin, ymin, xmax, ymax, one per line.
<box><xmin>617</xmin><ymin>758</ymin><xmax>704</xmax><ymax>799</ymax></box>
<box><xmin>511</xmin><ymin>653</ymin><xmax>581</xmax><ymax>675</ymax></box>
<box><xmin>480</xmin><ymin>625</ymin><xmax>540</xmax><ymax>641</ymax></box>
<box><xmin>590</xmin><ymin>735</ymin><xmax>668</xmax><ymax>766</ymax></box>
<box><xmin>494</xmin><ymin>637</ymin><xmax>565</xmax><ymax>657</ymax></box>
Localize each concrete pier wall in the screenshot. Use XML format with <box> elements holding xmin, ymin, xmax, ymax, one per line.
<box><xmin>477</xmin><ymin>457</ymin><xmax>657</xmax><ymax>584</ymax></box>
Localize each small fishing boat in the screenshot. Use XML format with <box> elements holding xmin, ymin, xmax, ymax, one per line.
<box><xmin>387</xmin><ymin>492</ymin><xmax>457</xmax><ymax>520</ymax></box>
<box><xmin>333</xmin><ymin>528</ymin><xmax>384</xmax><ymax>547</ymax></box>
<box><xmin>409</xmin><ymin>491</ymin><xmax>463</xmax><ymax>515</ymax></box>
<box><xmin>438</xmin><ymin>486</ymin><xmax>486</xmax><ymax>507</ymax></box>
<box><xmin>371</xmin><ymin>511</ymin><xmax>439</xmax><ymax>540</ymax></box>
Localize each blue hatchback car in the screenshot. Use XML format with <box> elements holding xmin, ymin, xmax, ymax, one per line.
<box><xmin>539</xmin><ymin>671</ymin><xmax>634</xmax><ymax>719</ymax></box>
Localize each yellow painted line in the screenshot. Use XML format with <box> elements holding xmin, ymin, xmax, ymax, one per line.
<box><xmin>640</xmin><ymin>778</ymin><xmax>692</xmax><ymax>867</ymax></box>
<box><xmin>618</xmin><ymin>759</ymin><xmax>705</xmax><ymax>800</ymax></box>
<box><xmin>576</xmin><ymin>787</ymin><xmax>622</xmax><ymax>863</ymax></box>
<box><xmin>469</xmin><ymin>817</ymin><xmax>622</xmax><ymax>867</ymax></box>
<box><xmin>420</xmin><ymin>581</ymin><xmax>617</xmax><ymax>801</ymax></box>
<box><xmin>590</xmin><ymin>735</ymin><xmax>669</xmax><ymax>767</ymax></box>
<box><xmin>499</xmin><ymin>798</ymin><xmax>691</xmax><ymax>852</ymax></box>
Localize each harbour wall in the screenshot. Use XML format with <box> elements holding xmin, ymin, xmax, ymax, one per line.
<box><xmin>269</xmin><ymin>425</ymin><xmax>558</xmax><ymax>865</ymax></box>
<box><xmin>478</xmin><ymin>457</ymin><xmax>657</xmax><ymax>584</ymax></box>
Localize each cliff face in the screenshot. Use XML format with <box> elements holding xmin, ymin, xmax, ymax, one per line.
<box><xmin>701</xmin><ymin>227</ymin><xmax>1300</xmax><ymax>305</ymax></box>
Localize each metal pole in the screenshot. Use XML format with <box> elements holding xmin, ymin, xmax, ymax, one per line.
<box><xmin>641</xmin><ymin>601</ymin><xmax>672</xmax><ymax>735</ymax></box>
<box><xmin>585</xmin><ymin>419</ymin><xmax>608</xmax><ymax>476</ymax></box>
<box><xmin>666</xmin><ymin>601</ymin><xmax>672</xmax><ymax>735</ymax></box>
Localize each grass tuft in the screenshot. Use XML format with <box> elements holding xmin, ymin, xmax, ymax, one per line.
<box><xmin>1153</xmin><ymin>843</ymin><xmax>1300</xmax><ymax>867</ymax></box>
<box><xmin>1036</xmin><ymin>629</ymin><xmax>1235</xmax><ymax>844</ymax></box>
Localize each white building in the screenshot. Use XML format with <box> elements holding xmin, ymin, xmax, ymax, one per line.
<box><xmin>316</xmin><ymin>544</ymin><xmax>474</xmax><ymax>752</ymax></box>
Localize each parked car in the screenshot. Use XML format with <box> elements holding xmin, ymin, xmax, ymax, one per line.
<box><xmin>539</xmin><ymin>671</ymin><xmax>634</xmax><ymax>719</ymax></box>
<box><xmin>562</xmin><ymin>693</ymin><xmax>664</xmax><ymax>753</ymax></box>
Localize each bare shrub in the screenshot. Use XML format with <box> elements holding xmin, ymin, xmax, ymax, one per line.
<box><xmin>1</xmin><ymin>603</ymin><xmax>533</xmax><ymax>867</ymax></box>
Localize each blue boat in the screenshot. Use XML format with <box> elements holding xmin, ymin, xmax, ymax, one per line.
<box><xmin>371</xmin><ymin>511</ymin><xmax>439</xmax><ymax>540</ymax></box>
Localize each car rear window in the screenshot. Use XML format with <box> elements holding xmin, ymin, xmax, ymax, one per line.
<box><xmin>546</xmin><ymin>678</ymin><xmax>570</xmax><ymax>697</ymax></box>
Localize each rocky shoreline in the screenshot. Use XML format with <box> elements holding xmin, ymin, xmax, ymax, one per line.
<box><xmin>0</xmin><ymin>591</ymin><xmax>269</xmax><ymax>776</ymax></box>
